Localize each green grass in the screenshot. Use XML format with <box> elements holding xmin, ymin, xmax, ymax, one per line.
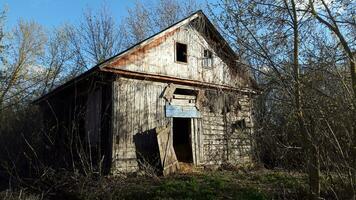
<box><xmin>104</xmin><ymin>171</ymin><xmax>304</xmax><ymax>200</ymax></box>
<box><xmin>0</xmin><ymin>170</ymin><xmax>311</xmax><ymax>200</ymax></box>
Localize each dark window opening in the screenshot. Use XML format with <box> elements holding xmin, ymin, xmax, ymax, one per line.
<box><xmin>203</xmin><ymin>49</ymin><xmax>213</xmax><ymax>68</ymax></box>
<box><xmin>176</xmin><ymin>42</ymin><xmax>187</xmax><ymax>63</ymax></box>
<box><xmin>174</xmin><ymin>88</ymin><xmax>198</xmax><ymax>96</ymax></box>
<box><xmin>173</xmin><ymin>118</ymin><xmax>193</xmax><ymax>163</ymax></box>
<box><xmin>237</xmin><ymin>119</ymin><xmax>246</xmax><ymax>129</ymax></box>
<box><xmin>231</xmin><ymin>119</ymin><xmax>247</xmax><ymax>134</ymax></box>
<box><xmin>204</xmin><ymin>49</ymin><xmax>212</xmax><ymax>58</ymax></box>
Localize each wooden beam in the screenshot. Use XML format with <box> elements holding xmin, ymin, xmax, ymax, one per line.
<box><xmin>101</xmin><ymin>67</ymin><xmax>257</xmax><ymax>94</ymax></box>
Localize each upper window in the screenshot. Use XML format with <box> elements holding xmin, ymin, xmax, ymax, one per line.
<box><xmin>175</xmin><ymin>42</ymin><xmax>187</xmax><ymax>63</ymax></box>
<box><xmin>203</xmin><ymin>49</ymin><xmax>213</xmax><ymax>68</ymax></box>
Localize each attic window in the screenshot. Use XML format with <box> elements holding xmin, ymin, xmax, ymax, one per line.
<box><xmin>174</xmin><ymin>88</ymin><xmax>198</xmax><ymax>96</ymax></box>
<box><xmin>232</xmin><ymin>119</ymin><xmax>247</xmax><ymax>130</ymax></box>
<box><xmin>203</xmin><ymin>49</ymin><xmax>213</xmax><ymax>68</ymax></box>
<box><xmin>237</xmin><ymin>119</ymin><xmax>246</xmax><ymax>129</ymax></box>
<box><xmin>175</xmin><ymin>42</ymin><xmax>187</xmax><ymax>63</ymax></box>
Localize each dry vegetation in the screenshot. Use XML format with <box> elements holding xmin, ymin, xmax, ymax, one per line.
<box><xmin>0</xmin><ymin>168</ymin><xmax>352</xmax><ymax>200</ymax></box>
<box><xmin>0</xmin><ymin>0</ymin><xmax>355</xmax><ymax>199</ymax></box>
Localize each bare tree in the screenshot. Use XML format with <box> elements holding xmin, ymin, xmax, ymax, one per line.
<box><xmin>0</xmin><ymin>20</ymin><xmax>46</xmax><ymax>110</ymax></box>
<box><xmin>0</xmin><ymin>8</ymin><xmax>6</xmax><ymax>64</ymax></box>
<box><xmin>153</xmin><ymin>0</ymin><xmax>199</xmax><ymax>30</ymax></box>
<box><xmin>122</xmin><ymin>0</ymin><xmax>199</xmax><ymax>46</ymax></box>
<box><xmin>305</xmin><ymin>1</ymin><xmax>356</xmax><ymax>198</ymax></box>
<box><xmin>307</xmin><ymin>0</ymin><xmax>356</xmax><ymax>97</ymax></box>
<box><xmin>0</xmin><ymin>8</ymin><xmax>8</xmax><ymax>100</ymax></box>
<box><xmin>208</xmin><ymin>0</ymin><xmax>352</xmax><ymax>198</ymax></box>
<box><xmin>289</xmin><ymin>1</ymin><xmax>321</xmax><ymax>198</ymax></box>
<box><xmin>40</xmin><ymin>26</ymin><xmax>76</xmax><ymax>95</ymax></box>
<box><xmin>66</xmin><ymin>5</ymin><xmax>125</xmax><ymax>70</ymax></box>
<box><xmin>210</xmin><ymin>0</ymin><xmax>356</xmax><ymax>198</ymax></box>
<box><xmin>123</xmin><ymin>1</ymin><xmax>153</xmax><ymax>46</ymax></box>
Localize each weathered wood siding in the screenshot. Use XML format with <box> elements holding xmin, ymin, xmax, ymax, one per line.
<box><xmin>107</xmin><ymin>18</ymin><xmax>255</xmax><ymax>173</ymax></box>
<box><xmin>85</xmin><ymin>88</ymin><xmax>102</xmax><ymax>146</ymax></box>
<box><xmin>111</xmin><ymin>77</ymin><xmax>253</xmax><ymax>173</ymax></box>
<box><xmin>201</xmin><ymin>93</ymin><xmax>253</xmax><ymax>165</ymax></box>
<box><xmin>107</xmin><ymin>24</ymin><xmax>248</xmax><ymax>88</ymax></box>
<box><xmin>38</xmin><ymin>13</ymin><xmax>255</xmax><ymax>175</ymax></box>
<box><xmin>111</xmin><ymin>77</ymin><xmax>169</xmax><ymax>173</ymax></box>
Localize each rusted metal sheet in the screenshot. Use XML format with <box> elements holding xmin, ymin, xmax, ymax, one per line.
<box><xmin>156</xmin><ymin>124</ymin><xmax>179</xmax><ymax>176</ymax></box>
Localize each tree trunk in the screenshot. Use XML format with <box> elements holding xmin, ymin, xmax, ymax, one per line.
<box><xmin>291</xmin><ymin>0</ymin><xmax>320</xmax><ymax>199</ymax></box>
<box><xmin>350</xmin><ymin>55</ymin><xmax>356</xmax><ymax>200</ymax></box>
<box><xmin>309</xmin><ymin>119</ymin><xmax>320</xmax><ymax>199</ymax></box>
<box><xmin>350</xmin><ymin>56</ymin><xmax>356</xmax><ymax>99</ymax></box>
<box><xmin>309</xmin><ymin>144</ymin><xmax>320</xmax><ymax>199</ymax></box>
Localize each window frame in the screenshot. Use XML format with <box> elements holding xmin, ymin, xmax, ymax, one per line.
<box><xmin>202</xmin><ymin>49</ymin><xmax>213</xmax><ymax>68</ymax></box>
<box><xmin>174</xmin><ymin>41</ymin><xmax>188</xmax><ymax>64</ymax></box>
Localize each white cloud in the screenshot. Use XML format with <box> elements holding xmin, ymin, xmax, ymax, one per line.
<box><xmin>296</xmin><ymin>0</ymin><xmax>346</xmax><ymax>14</ymax></box>
<box><xmin>26</xmin><ymin>64</ymin><xmax>46</xmax><ymax>74</ymax></box>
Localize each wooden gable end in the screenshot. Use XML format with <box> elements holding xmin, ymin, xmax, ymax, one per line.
<box><xmin>100</xmin><ymin>12</ymin><xmax>253</xmax><ymax>90</ymax></box>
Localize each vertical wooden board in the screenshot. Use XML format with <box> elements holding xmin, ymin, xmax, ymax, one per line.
<box><xmin>116</xmin><ymin>81</ymin><xmax>122</xmax><ymax>168</ymax></box>
<box><xmin>150</xmin><ymin>83</ymin><xmax>154</xmax><ymax>128</ymax></box>
<box><xmin>111</xmin><ymin>81</ymin><xmax>118</xmax><ymax>170</ymax></box>
<box><xmin>194</xmin><ymin>119</ymin><xmax>198</xmax><ymax>165</ymax></box>
<box><xmin>156</xmin><ymin>125</ymin><xmax>179</xmax><ymax>176</ymax></box>
<box><xmin>193</xmin><ymin>118</ymin><xmax>202</xmax><ymax>165</ymax></box>
<box><xmin>198</xmin><ymin>118</ymin><xmax>204</xmax><ymax>164</ymax></box>
<box><xmin>85</xmin><ymin>88</ymin><xmax>102</xmax><ymax>150</ymax></box>
<box><xmin>143</xmin><ymin>83</ymin><xmax>150</xmax><ymax>130</ymax></box>
<box><xmin>113</xmin><ymin>78</ymin><xmax>141</xmax><ymax>172</ymax></box>
<box><xmin>191</xmin><ymin>119</ymin><xmax>196</xmax><ymax>165</ymax></box>
<box><xmin>199</xmin><ymin>120</ymin><xmax>202</xmax><ymax>164</ymax></box>
<box><xmin>159</xmin><ymin>85</ymin><xmax>167</xmax><ymax>126</ymax></box>
<box><xmin>112</xmin><ymin>78</ymin><xmax>180</xmax><ymax>173</ymax></box>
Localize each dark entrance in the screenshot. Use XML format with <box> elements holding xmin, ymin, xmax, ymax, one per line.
<box><xmin>172</xmin><ymin>118</ymin><xmax>193</xmax><ymax>163</ymax></box>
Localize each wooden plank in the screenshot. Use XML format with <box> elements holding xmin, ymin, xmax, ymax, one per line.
<box><xmin>85</xmin><ymin>88</ymin><xmax>102</xmax><ymax>146</ymax></box>
<box><xmin>191</xmin><ymin>119</ymin><xmax>196</xmax><ymax>165</ymax></box>
<box><xmin>165</xmin><ymin>104</ymin><xmax>201</xmax><ymax>118</ymax></box>
<box><xmin>170</xmin><ymin>99</ymin><xmax>196</xmax><ymax>106</ymax></box>
<box><xmin>199</xmin><ymin>119</ymin><xmax>204</xmax><ymax>164</ymax></box>
<box><xmin>162</xmin><ymin>84</ymin><xmax>176</xmax><ymax>102</ymax></box>
<box><xmin>173</xmin><ymin>94</ymin><xmax>196</xmax><ymax>100</ymax></box>
<box><xmin>156</xmin><ymin>125</ymin><xmax>179</xmax><ymax>176</ymax></box>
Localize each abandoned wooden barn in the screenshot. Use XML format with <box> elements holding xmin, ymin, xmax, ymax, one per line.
<box><xmin>35</xmin><ymin>11</ymin><xmax>258</xmax><ymax>175</ymax></box>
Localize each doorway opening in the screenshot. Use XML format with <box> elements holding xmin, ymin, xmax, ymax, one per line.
<box><xmin>172</xmin><ymin>118</ymin><xmax>193</xmax><ymax>163</ymax></box>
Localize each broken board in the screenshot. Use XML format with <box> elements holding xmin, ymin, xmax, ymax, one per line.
<box><xmin>156</xmin><ymin>125</ymin><xmax>179</xmax><ymax>176</ymax></box>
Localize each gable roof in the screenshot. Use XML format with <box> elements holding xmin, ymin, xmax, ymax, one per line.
<box><xmin>100</xmin><ymin>10</ymin><xmax>238</xmax><ymax>68</ymax></box>
<box><xmin>34</xmin><ymin>10</ymin><xmax>254</xmax><ymax>103</ymax></box>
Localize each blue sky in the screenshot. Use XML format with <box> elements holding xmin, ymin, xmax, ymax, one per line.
<box><xmin>0</xmin><ymin>0</ymin><xmax>210</xmax><ymax>29</ymax></box>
